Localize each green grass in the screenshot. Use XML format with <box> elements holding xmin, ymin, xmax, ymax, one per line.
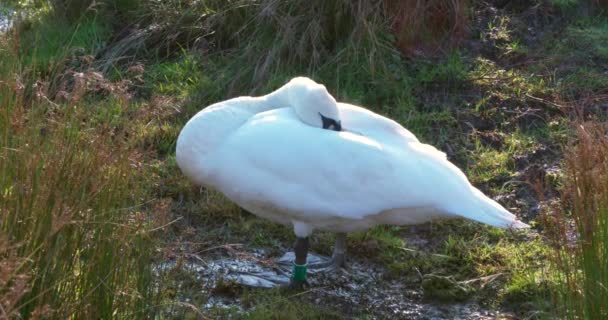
<box><xmin>549</xmin><ymin>0</ymin><xmax>580</xmax><ymax>9</ymax></box>
<box><xmin>144</xmin><ymin>53</ymin><xmax>202</xmax><ymax>99</ymax></box>
<box><xmin>536</xmin><ymin>17</ymin><xmax>608</xmax><ymax>98</ymax></box>
<box><xmin>19</xmin><ymin>16</ymin><xmax>111</xmax><ymax>71</ymax></box>
<box><xmin>468</xmin><ymin>145</ymin><xmax>514</xmax><ymax>185</ymax></box>
<box><xmin>415</xmin><ymin>53</ymin><xmax>469</xmax><ymax>90</ymax></box>
<box><xmin>239</xmin><ymin>288</ymin><xmax>341</xmax><ymax>319</ymax></box>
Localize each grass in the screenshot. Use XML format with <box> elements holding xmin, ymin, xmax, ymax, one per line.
<box><xmin>2</xmin><ymin>0</ymin><xmax>608</xmax><ymax>318</ymax></box>
<box><xmin>238</xmin><ymin>288</ymin><xmax>342</xmax><ymax>319</ymax></box>
<box><xmin>535</xmin><ymin>17</ymin><xmax>608</xmax><ymax>99</ymax></box>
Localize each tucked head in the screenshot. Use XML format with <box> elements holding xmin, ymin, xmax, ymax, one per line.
<box><xmin>287</xmin><ymin>77</ymin><xmax>342</xmax><ymax>132</ymax></box>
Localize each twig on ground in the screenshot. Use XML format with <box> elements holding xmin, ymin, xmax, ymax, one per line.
<box><xmin>145</xmin><ymin>217</ymin><xmax>184</xmax><ymax>233</ymax></box>
<box><xmin>524</xmin><ymin>93</ymin><xmax>563</xmax><ymax>111</ymax></box>
<box><xmin>194</xmin><ymin>243</ymin><xmax>243</xmax><ymax>254</ymax></box>
<box><xmin>400</xmin><ymin>247</ymin><xmax>451</xmax><ymax>259</ymax></box>
<box><xmin>459</xmin><ymin>272</ymin><xmax>505</xmax><ymax>288</ymax></box>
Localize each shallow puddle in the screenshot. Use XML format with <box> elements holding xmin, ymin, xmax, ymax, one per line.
<box><xmin>157</xmin><ymin>248</ymin><xmax>514</xmax><ymax>319</ymax></box>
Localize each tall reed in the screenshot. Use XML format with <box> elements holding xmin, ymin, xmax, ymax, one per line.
<box><xmin>0</xmin><ymin>30</ymin><xmax>155</xmax><ymax>319</ymax></box>
<box><xmin>542</xmin><ymin>121</ymin><xmax>608</xmax><ymax>319</ymax></box>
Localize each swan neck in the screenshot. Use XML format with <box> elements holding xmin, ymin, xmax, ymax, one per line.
<box><xmin>263</xmin><ymin>85</ymin><xmax>291</xmax><ymax>110</ymax></box>
<box><xmin>176</xmin><ymin>85</ymin><xmax>294</xmax><ymax>185</ymax></box>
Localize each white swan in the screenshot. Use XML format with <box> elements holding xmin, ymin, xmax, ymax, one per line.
<box><xmin>176</xmin><ymin>77</ymin><xmax>529</xmax><ymax>287</ymax></box>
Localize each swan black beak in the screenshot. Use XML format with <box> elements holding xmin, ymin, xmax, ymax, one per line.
<box><xmin>319</xmin><ymin>113</ymin><xmax>342</xmax><ymax>131</ymax></box>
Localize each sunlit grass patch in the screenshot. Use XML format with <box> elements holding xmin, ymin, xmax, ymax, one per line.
<box><xmin>133</xmin><ymin>121</ymin><xmax>181</xmax><ymax>157</ymax></box>
<box><xmin>449</xmin><ymin>232</ymin><xmax>546</xmax><ymax>279</ymax></box>
<box><xmin>469</xmin><ymin>57</ymin><xmax>553</xmax><ymax>100</ymax></box>
<box><xmin>347</xmin><ymin>218</ymin><xmax>551</xmax><ymax>313</ymax></box>
<box><xmin>467</xmin><ymin>144</ymin><xmax>514</xmax><ymax>186</ymax></box>
<box><xmin>145</xmin><ymin>53</ymin><xmax>202</xmax><ymax>99</ymax></box>
<box><xmin>500</xmin><ymin>269</ymin><xmax>554</xmax><ymax>314</ymax></box>
<box><xmin>503</xmin><ymin>130</ymin><xmax>541</xmax><ymax>153</ymax></box>
<box><xmin>433</xmin><ymin>224</ymin><xmax>552</xmax><ymax>316</ymax></box>
<box><xmin>464</xmin><ymin>123</ymin><xmax>563</xmax><ymax>197</ymax></box>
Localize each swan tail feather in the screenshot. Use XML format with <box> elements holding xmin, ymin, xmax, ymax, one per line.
<box><xmin>449</xmin><ymin>187</ymin><xmax>530</xmax><ymax>229</ymax></box>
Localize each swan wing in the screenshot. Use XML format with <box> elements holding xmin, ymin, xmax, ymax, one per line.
<box><xmin>207</xmin><ymin>108</ymin><xmax>526</xmax><ymax>229</ymax></box>
<box><xmin>337</xmin><ymin>103</ymin><xmax>422</xmax><ymax>145</ymax></box>
<box><xmin>335</xmin><ymin>103</ymin><xmax>526</xmax><ymax>228</ymax></box>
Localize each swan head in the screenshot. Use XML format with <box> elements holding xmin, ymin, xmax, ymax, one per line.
<box><xmin>286</xmin><ymin>77</ymin><xmax>342</xmax><ymax>131</ymax></box>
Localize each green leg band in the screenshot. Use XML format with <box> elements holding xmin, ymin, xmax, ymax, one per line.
<box><xmin>292</xmin><ymin>263</ymin><xmax>307</xmax><ymax>281</ymax></box>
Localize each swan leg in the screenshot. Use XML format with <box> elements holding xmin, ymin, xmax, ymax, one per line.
<box><xmin>305</xmin><ymin>232</ymin><xmax>347</xmax><ymax>271</ymax></box>
<box><xmin>331</xmin><ymin>232</ymin><xmax>347</xmax><ymax>268</ymax></box>
<box><xmin>289</xmin><ymin>237</ymin><xmax>309</xmax><ymax>289</ymax></box>
<box><xmin>281</xmin><ymin>233</ymin><xmax>347</xmax><ymax>289</ymax></box>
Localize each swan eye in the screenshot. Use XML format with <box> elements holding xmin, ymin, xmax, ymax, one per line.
<box><xmin>333</xmin><ymin>120</ymin><xmax>342</xmax><ymax>131</ymax></box>
<box><xmin>319</xmin><ymin>113</ymin><xmax>342</xmax><ymax>132</ymax></box>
